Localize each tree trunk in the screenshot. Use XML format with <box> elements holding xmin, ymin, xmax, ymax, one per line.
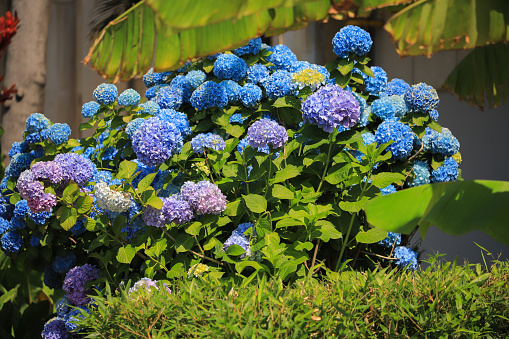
<box><xmin>1</xmin><ymin>0</ymin><xmax>51</xmax><ymax>156</ymax></box>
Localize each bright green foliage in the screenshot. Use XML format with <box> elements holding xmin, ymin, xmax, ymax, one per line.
<box><xmin>76</xmin><ymin>257</ymin><xmax>509</xmax><ymax>338</ymax></box>
<box><xmin>365</xmin><ymin>179</ymin><xmax>509</xmax><ymax>246</ymax></box>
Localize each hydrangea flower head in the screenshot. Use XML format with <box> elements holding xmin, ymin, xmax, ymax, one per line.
<box><xmin>229</xmin><ymin>113</ymin><xmax>247</xmax><ymax>124</ymax></box>
<box><xmin>180</xmin><ymin>180</ymin><xmax>227</xmax><ymax>215</ymax></box>
<box><xmin>431</xmin><ymin>157</ymin><xmax>459</xmax><ymax>183</ymax></box>
<box><xmin>266</xmin><ymin>44</ymin><xmax>298</xmax><ymax>71</ymax></box>
<box><xmin>132</xmin><ymin>117</ymin><xmax>183</xmax><ymax>166</ymax></box>
<box><xmin>128</xmin><ymin>277</ymin><xmax>171</xmax><ymax>295</ymax></box>
<box><xmin>145</xmin><ymin>84</ymin><xmax>168</xmax><ymax>100</ymax></box>
<box><xmin>232</xmin><ymin>37</ymin><xmax>262</xmax><ymax>56</ymax></box>
<box><xmin>93</xmin><ymin>83</ymin><xmax>118</xmax><ymax>105</ymax></box>
<box><xmin>31</xmin><ymin>160</ymin><xmax>63</xmax><ymax>184</ymax></box>
<box><xmin>54</xmin><ymin>153</ymin><xmax>95</xmax><ymax>185</ymax></box>
<box><xmin>48</xmin><ymin>123</ymin><xmax>71</xmax><ymax>145</ymax></box>
<box><xmin>53</xmin><ymin>251</ymin><xmax>77</xmax><ymax>274</ymax></box>
<box><xmin>117</xmin><ymin>88</ymin><xmax>141</xmax><ymax>106</ymax></box>
<box><xmin>408</xmin><ymin>160</ymin><xmax>431</xmax><ymax>187</ymax></box>
<box><xmin>142</xmin><ymin>68</ymin><xmax>170</xmax><ymax>88</ymax></box>
<box><xmin>383</xmin><ymin>78</ymin><xmax>411</xmax><ymax>97</ymax></box>
<box><xmin>170</xmin><ymin>75</ymin><xmax>193</xmax><ymax>102</ymax></box>
<box><xmin>41</xmin><ymin>318</ymin><xmax>71</xmax><ymax>339</ymax></box>
<box><xmin>360</xmin><ymin>66</ymin><xmax>387</xmax><ymax>96</ymax></box>
<box><xmin>156</xmin><ymin>109</ymin><xmax>192</xmax><ymax>138</ymax></box>
<box><xmin>240</xmin><ymin>83</ymin><xmax>262</xmax><ymax>108</ymax></box>
<box><xmin>375</xmin><ymin>120</ymin><xmax>413</xmax><ymax>160</ymax></box>
<box><xmin>213</xmin><ymin>53</ymin><xmax>248</xmax><ymax>81</ymax></box>
<box><xmin>247</xmin><ymin>118</ymin><xmax>288</xmax><ymax>150</ymax></box>
<box><xmin>142</xmin><ymin>204</ymin><xmax>166</xmax><ymax>228</ymax></box>
<box><xmin>94</xmin><ymin>182</ymin><xmax>132</xmax><ymax>213</ymax></box>
<box><xmin>302</xmin><ymin>84</ymin><xmax>361</xmax><ymax>132</ymax></box>
<box><xmin>185</xmin><ymin>70</ymin><xmax>206</xmax><ymax>89</ymax></box>
<box><xmin>188</xmin><ymin>263</ymin><xmax>210</xmax><ymax>278</ymax></box>
<box><xmin>126</xmin><ymin>118</ymin><xmax>145</xmax><ymax>139</ymax></box>
<box><xmin>81</xmin><ymin>101</ymin><xmax>101</xmax><ymax>118</ymax></box>
<box><xmin>162</xmin><ymin>195</ymin><xmax>194</xmax><ymax>225</ymax></box>
<box><xmin>332</xmin><ymin>25</ymin><xmax>373</xmax><ymax>58</ymax></box>
<box><xmin>405</xmin><ymin>82</ymin><xmax>439</xmax><ymax>113</ymax></box>
<box><xmin>393</xmin><ymin>246</ymin><xmax>418</xmax><ymax>270</ymax></box>
<box><xmin>190</xmin><ymin>81</ymin><xmax>228</xmax><ymax>110</ymax></box>
<box><xmin>219</xmin><ymin>80</ymin><xmax>242</xmax><ymax>104</ymax></box>
<box><xmin>191</xmin><ymin>133</ymin><xmax>226</xmax><ymax>154</ymax></box>
<box><xmin>291</xmin><ymin>68</ymin><xmax>326</xmax><ymax>91</ymax></box>
<box><xmin>378</xmin><ymin>232</ymin><xmax>401</xmax><ymax>248</ymax></box>
<box><xmin>1</xmin><ymin>230</ymin><xmax>23</xmax><ymax>253</ymax></box>
<box><xmin>246</xmin><ymin>63</ymin><xmax>269</xmax><ymax>85</ymax></box>
<box><xmin>63</xmin><ymin>264</ymin><xmax>101</xmax><ymax>306</ymax></box>
<box><xmin>422</xmin><ymin>127</ymin><xmax>460</xmax><ymax>156</ymax></box>
<box><xmin>26</xmin><ymin>113</ymin><xmax>50</xmax><ymax>133</ymax></box>
<box><xmin>263</xmin><ymin>70</ymin><xmax>295</xmax><ymax>99</ymax></box>
<box><xmin>223</xmin><ymin>233</ymin><xmax>251</xmax><ymax>258</ymax></box>
<box><xmin>138</xmin><ymin>100</ymin><xmax>160</xmax><ymax>116</ymax></box>
<box><xmin>155</xmin><ymin>86</ymin><xmax>183</xmax><ymax>110</ymax></box>
<box><xmin>371</xmin><ymin>95</ymin><xmax>407</xmax><ymax>121</ymax></box>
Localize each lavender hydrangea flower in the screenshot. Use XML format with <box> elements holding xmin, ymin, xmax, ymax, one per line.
<box><xmin>128</xmin><ymin>277</ymin><xmax>171</xmax><ymax>295</ymax></box>
<box><xmin>162</xmin><ymin>195</ymin><xmax>194</xmax><ymax>225</ymax></box>
<box><xmin>393</xmin><ymin>246</ymin><xmax>418</xmax><ymax>270</ymax></box>
<box><xmin>54</xmin><ymin>153</ymin><xmax>95</xmax><ymax>185</ymax></box>
<box><xmin>180</xmin><ymin>180</ymin><xmax>227</xmax><ymax>215</ymax></box>
<box><xmin>332</xmin><ymin>25</ymin><xmax>373</xmax><ymax>58</ymax></box>
<box><xmin>41</xmin><ymin>318</ymin><xmax>71</xmax><ymax>339</ymax></box>
<box><xmin>302</xmin><ymin>85</ymin><xmax>361</xmax><ymax>132</ymax></box>
<box><xmin>247</xmin><ymin>118</ymin><xmax>288</xmax><ymax>150</ymax></box>
<box><xmin>31</xmin><ymin>161</ymin><xmax>63</xmax><ymax>184</ymax></box>
<box><xmin>213</xmin><ymin>53</ymin><xmax>248</xmax><ymax>81</ymax></box>
<box><xmin>223</xmin><ymin>233</ymin><xmax>251</xmax><ymax>258</ymax></box>
<box><xmin>17</xmin><ymin>170</ymin><xmax>44</xmax><ymax>201</ymax></box>
<box><xmin>94</xmin><ymin>181</ymin><xmax>132</xmax><ymax>213</ymax></box>
<box><xmin>156</xmin><ymin>109</ymin><xmax>192</xmax><ymax>138</ymax></box>
<box><xmin>28</xmin><ymin>193</ymin><xmax>57</xmax><ymax>213</ymax></box>
<box><xmin>93</xmin><ymin>83</ymin><xmax>118</xmax><ymax>105</ymax></box>
<box><xmin>63</xmin><ymin>264</ymin><xmax>101</xmax><ymax>306</ymax></box>
<box><xmin>132</xmin><ymin>117</ymin><xmax>183</xmax><ymax>166</ymax></box>
<box><xmin>190</xmin><ymin>81</ymin><xmax>228</xmax><ymax>110</ymax></box>
<box><xmin>81</xmin><ymin>101</ymin><xmax>101</xmax><ymax>118</ymax></box>
<box><xmin>374</xmin><ymin>120</ymin><xmax>413</xmax><ymax>160</ymax></box>
<box><xmin>142</xmin><ymin>204</ymin><xmax>166</xmax><ymax>228</ymax></box>
<box><xmin>26</xmin><ymin>113</ymin><xmax>50</xmax><ymax>133</ymax></box>
<box><xmin>117</xmin><ymin>88</ymin><xmax>141</xmax><ymax>106</ymax></box>
<box><xmin>48</xmin><ymin>123</ymin><xmax>71</xmax><ymax>145</ymax></box>
<box><xmin>405</xmin><ymin>82</ymin><xmax>439</xmax><ymax>113</ymax></box>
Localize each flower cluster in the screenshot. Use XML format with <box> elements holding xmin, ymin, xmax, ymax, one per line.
<box><xmin>375</xmin><ymin>120</ymin><xmax>414</xmax><ymax>160</ymax></box>
<box><xmin>247</xmin><ymin>118</ymin><xmax>288</xmax><ymax>150</ymax></box>
<box><xmin>93</xmin><ymin>83</ymin><xmax>118</xmax><ymax>105</ymax></box>
<box><xmin>393</xmin><ymin>246</ymin><xmax>418</xmax><ymax>270</ymax></box>
<box><xmin>191</xmin><ymin>133</ymin><xmax>226</xmax><ymax>154</ymax></box>
<box><xmin>180</xmin><ymin>180</ymin><xmax>227</xmax><ymax>215</ymax></box>
<box><xmin>94</xmin><ymin>181</ymin><xmax>132</xmax><ymax>213</ymax></box>
<box><xmin>187</xmin><ymin>263</ymin><xmax>210</xmax><ymax>278</ymax></box>
<box><xmin>422</xmin><ymin>127</ymin><xmax>460</xmax><ymax>156</ymax></box>
<box><xmin>405</xmin><ymin>82</ymin><xmax>439</xmax><ymax>113</ymax></box>
<box><xmin>332</xmin><ymin>25</ymin><xmax>373</xmax><ymax>58</ymax></box>
<box><xmin>62</xmin><ymin>264</ymin><xmax>101</xmax><ymax>306</ymax></box>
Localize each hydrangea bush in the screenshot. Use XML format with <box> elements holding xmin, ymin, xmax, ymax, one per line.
<box><xmin>0</xmin><ymin>26</ymin><xmax>462</xmax><ymax>337</ymax></box>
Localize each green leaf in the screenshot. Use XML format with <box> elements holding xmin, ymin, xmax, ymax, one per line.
<box><xmin>356</xmin><ymin>63</ymin><xmax>374</xmax><ymax>78</ymax></box>
<box><xmin>62</xmin><ymin>183</ymin><xmax>80</xmax><ymax>204</ymax></box>
<box><xmin>337</xmin><ymin>58</ymin><xmax>354</xmax><ymax>76</ymax></box>
<box><xmin>117</xmin><ymin>245</ymin><xmax>136</xmax><ymax>264</ymax></box>
<box><xmin>224</xmin><ymin>199</ymin><xmax>242</xmax><ymax>216</ymax></box>
<box><xmin>175</xmin><ymin>233</ymin><xmax>194</xmax><ymax>253</ymax></box>
<box><xmin>235</xmin><ymin>260</ymin><xmax>266</xmax><ymax>273</ymax></box>
<box><xmin>314</xmin><ymin>220</ymin><xmax>342</xmax><ymax>242</ymax></box>
<box><xmin>147</xmin><ymin>196</ymin><xmax>163</xmax><ymax>209</ymax></box>
<box><xmin>371</xmin><ymin>172</ymin><xmax>406</xmax><ymax>189</ymax></box>
<box><xmin>356</xmin><ymin>228</ymin><xmax>388</xmax><ymax>244</ymax></box>
<box><xmin>243</xmin><ymin>194</ymin><xmax>267</xmax><ymax>213</ymax></box>
<box><xmin>138</xmin><ymin>173</ymin><xmax>158</xmax><ymax>192</ymax></box>
<box><xmin>85</xmin><ymin>218</ymin><xmax>98</xmax><ymax>232</ymax></box>
<box><xmin>117</xmin><ymin>160</ymin><xmax>138</xmax><ymax>179</ymax></box>
<box><xmin>339</xmin><ymin>197</ymin><xmax>370</xmax><ymax>213</ymax></box>
<box><xmin>185</xmin><ymin>221</ymin><xmax>202</xmax><ymax>236</ymax></box>
<box><xmin>273</xmin><ymin>96</ymin><xmax>302</xmax><ymax>109</ymax></box>
<box><xmin>76</xmin><ymin>195</ymin><xmax>94</xmax><ymax>214</ymax></box>
<box><xmin>270</xmin><ymin>164</ymin><xmax>301</xmax><ymax>184</ymax></box>
<box><xmin>364</xmin><ymin>180</ymin><xmax>509</xmax><ymax>246</ymax></box>
<box><xmin>226</xmin><ymin>244</ymin><xmax>246</xmax><ymax>256</ymax></box>
<box><xmin>325</xmin><ymin>163</ymin><xmax>352</xmax><ymax>185</ymax></box>
<box><xmin>0</xmin><ymin>286</ymin><xmax>18</xmax><ymax>305</ymax></box>
<box><xmin>203</xmin><ymin>237</ymin><xmax>219</xmax><ymax>251</ymax></box>
<box><xmin>145</xmin><ymin>238</ymin><xmax>167</xmax><ymax>257</ymax></box>
<box><xmin>112</xmin><ymin>215</ymin><xmax>127</xmax><ymax>236</ymax></box>
<box><xmin>56</xmin><ymin>206</ymin><xmax>77</xmax><ymax>231</ymax></box>
<box><xmin>271</xmin><ymin>184</ymin><xmax>294</xmax><ymax>200</ymax></box>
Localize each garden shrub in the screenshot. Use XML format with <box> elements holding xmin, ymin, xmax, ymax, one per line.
<box><xmin>0</xmin><ymin>25</ymin><xmax>464</xmax><ymax>337</ymax></box>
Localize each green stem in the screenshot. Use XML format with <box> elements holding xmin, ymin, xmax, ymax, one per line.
<box><xmin>26</xmin><ymin>271</ymin><xmax>32</xmax><ymax>304</ymax></box>
<box><xmin>203</xmin><ymin>151</ymin><xmax>216</xmax><ymax>183</ymax></box>
<box><xmin>317</xmin><ymin>134</ymin><xmax>334</xmax><ymax>193</ymax></box>
<box><xmin>242</xmin><ymin>151</ymin><xmax>250</xmax><ymax>195</ymax></box>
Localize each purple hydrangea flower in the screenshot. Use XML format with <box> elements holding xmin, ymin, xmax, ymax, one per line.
<box><xmin>93</xmin><ymin>83</ymin><xmax>118</xmax><ymax>105</ymax></box>
<box><xmin>41</xmin><ymin>318</ymin><xmax>71</xmax><ymax>339</ymax></box>
<box><xmin>132</xmin><ymin>117</ymin><xmax>183</xmax><ymax>166</ymax></box>
<box><xmin>54</xmin><ymin>153</ymin><xmax>95</xmax><ymax>185</ymax></box>
<box><xmin>27</xmin><ymin>192</ymin><xmax>57</xmax><ymax>213</ymax></box>
<box><xmin>180</xmin><ymin>180</ymin><xmax>227</xmax><ymax>215</ymax></box>
<box><xmin>17</xmin><ymin>170</ymin><xmax>44</xmax><ymax>201</ymax></box>
<box><xmin>142</xmin><ymin>204</ymin><xmax>166</xmax><ymax>228</ymax></box>
<box><xmin>162</xmin><ymin>195</ymin><xmax>194</xmax><ymax>225</ymax></box>
<box><xmin>63</xmin><ymin>264</ymin><xmax>101</xmax><ymax>306</ymax></box>
<box><xmin>302</xmin><ymin>85</ymin><xmax>361</xmax><ymax>132</ymax></box>
<box><xmin>128</xmin><ymin>277</ymin><xmax>171</xmax><ymax>295</ymax></box>
<box><xmin>247</xmin><ymin>118</ymin><xmax>288</xmax><ymax>150</ymax></box>
<box><xmin>332</xmin><ymin>25</ymin><xmax>373</xmax><ymax>58</ymax></box>
<box><xmin>31</xmin><ymin>161</ymin><xmax>63</xmax><ymax>184</ymax></box>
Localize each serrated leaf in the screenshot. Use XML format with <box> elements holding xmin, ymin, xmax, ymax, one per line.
<box><xmin>339</xmin><ymin>197</ymin><xmax>370</xmax><ymax>213</ymax></box>
<box><xmin>116</xmin><ymin>245</ymin><xmax>136</xmax><ymax>264</ymax></box>
<box><xmin>138</xmin><ymin>173</ymin><xmax>157</xmax><ymax>191</ymax></box>
<box><xmin>117</xmin><ymin>160</ymin><xmax>138</xmax><ymax>179</ymax></box>
<box><xmin>57</xmin><ymin>206</ymin><xmax>77</xmax><ymax>231</ymax></box>
<box><xmin>203</xmin><ymin>237</ymin><xmax>219</xmax><ymax>251</ymax></box>
<box><xmin>270</xmin><ymin>164</ymin><xmax>301</xmax><ymax>184</ymax></box>
<box><xmin>224</xmin><ymin>199</ymin><xmax>242</xmax><ymax>216</ymax></box>
<box><xmin>145</xmin><ymin>238</ymin><xmax>167</xmax><ymax>257</ymax></box>
<box><xmin>244</xmin><ymin>194</ymin><xmax>267</xmax><ymax>214</ymax></box>
<box><xmin>62</xmin><ymin>183</ymin><xmax>79</xmax><ymax>204</ymax></box>
<box><xmin>185</xmin><ymin>221</ymin><xmax>202</xmax><ymax>236</ymax></box>
<box><xmin>371</xmin><ymin>172</ymin><xmax>406</xmax><ymax>189</ymax></box>
<box><xmin>235</xmin><ymin>260</ymin><xmax>266</xmax><ymax>273</ymax></box>
<box><xmin>147</xmin><ymin>196</ymin><xmax>163</xmax><ymax>209</ymax></box>
<box><xmin>271</xmin><ymin>184</ymin><xmax>294</xmax><ymax>199</ymax></box>
<box><xmin>325</xmin><ymin>163</ymin><xmax>352</xmax><ymax>185</ymax></box>
<box><xmin>337</xmin><ymin>58</ymin><xmax>354</xmax><ymax>76</ymax></box>
<box><xmin>314</xmin><ymin>220</ymin><xmax>342</xmax><ymax>242</ymax></box>
<box><xmin>175</xmin><ymin>234</ymin><xmax>194</xmax><ymax>253</ymax></box>
<box><xmin>76</xmin><ymin>195</ymin><xmax>94</xmax><ymax>214</ymax></box>
<box><xmin>85</xmin><ymin>218</ymin><xmax>98</xmax><ymax>232</ymax></box>
<box><xmin>356</xmin><ymin>228</ymin><xmax>388</xmax><ymax>244</ymax></box>
<box><xmin>226</xmin><ymin>244</ymin><xmax>246</xmax><ymax>256</ymax></box>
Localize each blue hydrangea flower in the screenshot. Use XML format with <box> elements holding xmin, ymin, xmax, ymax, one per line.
<box><xmin>138</xmin><ymin>100</ymin><xmax>160</xmax><ymax>116</ymax></box>
<box><xmin>126</xmin><ymin>118</ymin><xmax>146</xmax><ymax>139</ymax></box>
<box><xmin>155</xmin><ymin>86</ymin><xmax>183</xmax><ymax>110</ymax></box>
<box><xmin>13</xmin><ymin>199</ymin><xmax>30</xmax><ymax>219</ymax></box>
<box><xmin>68</xmin><ymin>219</ymin><xmax>86</xmax><ymax>236</ymax></box>
<box><xmin>232</xmin><ymin>37</ymin><xmax>262</xmax><ymax>56</ymax></box>
<box><xmin>156</xmin><ymin>109</ymin><xmax>192</xmax><ymax>138</ymax></box>
<box><xmin>44</xmin><ymin>265</ymin><xmax>63</xmax><ymax>289</ymax></box>
<box><xmin>405</xmin><ymin>82</ymin><xmax>439</xmax><ymax>113</ymax></box>
<box><xmin>145</xmin><ymin>84</ymin><xmax>168</xmax><ymax>100</ymax></box>
<box><xmin>213</xmin><ymin>53</ymin><xmax>248</xmax><ymax>81</ymax></box>
<box><xmin>371</xmin><ymin>95</ymin><xmax>407</xmax><ymax>121</ymax></box>
<box><xmin>240</xmin><ymin>83</ymin><xmax>262</xmax><ymax>108</ymax></box>
<box><xmin>8</xmin><ymin>141</ymin><xmax>29</xmax><ymax>159</ymax></box>
<box><xmin>132</xmin><ymin>117</ymin><xmax>183</xmax><ymax>166</ymax></box>
<box><xmin>53</xmin><ymin>251</ymin><xmax>77</xmax><ymax>274</ymax></box>
<box><xmin>263</xmin><ymin>70</ymin><xmax>295</xmax><ymax>100</ymax></box>
<box><xmin>431</xmin><ymin>157</ymin><xmax>459</xmax><ymax>183</ymax></box>
<box><xmin>223</xmin><ymin>233</ymin><xmax>251</xmax><ymax>258</ymax></box>
<box><xmin>422</xmin><ymin>127</ymin><xmax>460</xmax><ymax>156</ymax></box>
<box><xmin>266</xmin><ymin>44</ymin><xmax>298</xmax><ymax>71</ymax></box>
<box><xmin>81</xmin><ymin>101</ymin><xmax>101</xmax><ymax>118</ymax></box>
<box><xmin>1</xmin><ymin>230</ymin><xmax>23</xmax><ymax>253</ymax></box>
<box><xmin>429</xmin><ymin>109</ymin><xmax>439</xmax><ymax>121</ymax></box>
<box><xmin>361</xmin><ymin>66</ymin><xmax>387</xmax><ymax>96</ymax></box>
<box><xmin>378</xmin><ymin>232</ymin><xmax>401</xmax><ymax>248</ymax></box>
<box><xmin>393</xmin><ymin>246</ymin><xmax>418</xmax><ymax>270</ymax></box>
<box><xmin>190</xmin><ymin>81</ymin><xmax>228</xmax><ymax>110</ymax></box>
<box><xmin>229</xmin><ymin>113</ymin><xmax>247</xmax><ymax>124</ymax></box>
<box><xmin>29</xmin><ymin>208</ymin><xmax>52</xmax><ymax>226</ymax></box>
<box><xmin>170</xmin><ymin>75</ymin><xmax>193</xmax><ymax>102</ymax></box>
<box><xmin>41</xmin><ymin>318</ymin><xmax>71</xmax><ymax>339</ymax></box>
<box><xmin>219</xmin><ymin>80</ymin><xmax>242</xmax><ymax>104</ymax></box>
<box><xmin>55</xmin><ymin>295</ymin><xmax>71</xmax><ymax>318</ymax></box>
<box><xmin>93</xmin><ymin>83</ymin><xmax>118</xmax><ymax>105</ymax></box>
<box><xmin>247</xmin><ymin>118</ymin><xmax>288</xmax><ymax>150</ymax></box>
<box><xmin>117</xmin><ymin>88</ymin><xmax>141</xmax><ymax>106</ymax></box>
<box><xmin>246</xmin><ymin>63</ymin><xmax>269</xmax><ymax>85</ymax></box>
<box><xmin>302</xmin><ymin>85</ymin><xmax>361</xmax><ymax>132</ymax></box>
<box><xmin>142</xmin><ymin>68</ymin><xmax>170</xmax><ymax>88</ymax></box>
<box><xmin>362</xmin><ymin>132</ymin><xmax>376</xmax><ymax>145</ymax></box>
<box><xmin>63</xmin><ymin>264</ymin><xmax>101</xmax><ymax>306</ymax></box>
<box><xmin>380</xmin><ymin>184</ymin><xmax>397</xmax><ymax>195</ymax></box>
<box><xmin>48</xmin><ymin>123</ymin><xmax>71</xmax><ymax>145</ymax></box>
<box><xmin>233</xmin><ymin>222</ymin><xmax>255</xmax><ymax>237</ymax></box>
<box><xmin>0</xmin><ymin>217</ymin><xmax>10</xmax><ymax>234</ymax></box>
<box><xmin>382</xmin><ymin>78</ymin><xmax>411</xmax><ymax>97</ymax></box>
<box><xmin>408</xmin><ymin>160</ymin><xmax>431</xmax><ymax>187</ymax></box>
<box><xmin>5</xmin><ymin>152</ymin><xmax>35</xmax><ymax>178</ymax></box>
<box><xmin>332</xmin><ymin>25</ymin><xmax>373</xmax><ymax>58</ymax></box>
<box><xmin>26</xmin><ymin>113</ymin><xmax>50</xmax><ymax>133</ymax></box>
<box><xmin>191</xmin><ymin>133</ymin><xmax>226</xmax><ymax>153</ymax></box>
<box><xmin>374</xmin><ymin>120</ymin><xmax>413</xmax><ymax>160</ymax></box>
<box><xmin>186</xmin><ymin>70</ymin><xmax>207</xmax><ymax>89</ymax></box>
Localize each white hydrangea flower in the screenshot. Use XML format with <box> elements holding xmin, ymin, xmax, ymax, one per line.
<box><xmin>94</xmin><ymin>181</ymin><xmax>131</xmax><ymax>213</ymax></box>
